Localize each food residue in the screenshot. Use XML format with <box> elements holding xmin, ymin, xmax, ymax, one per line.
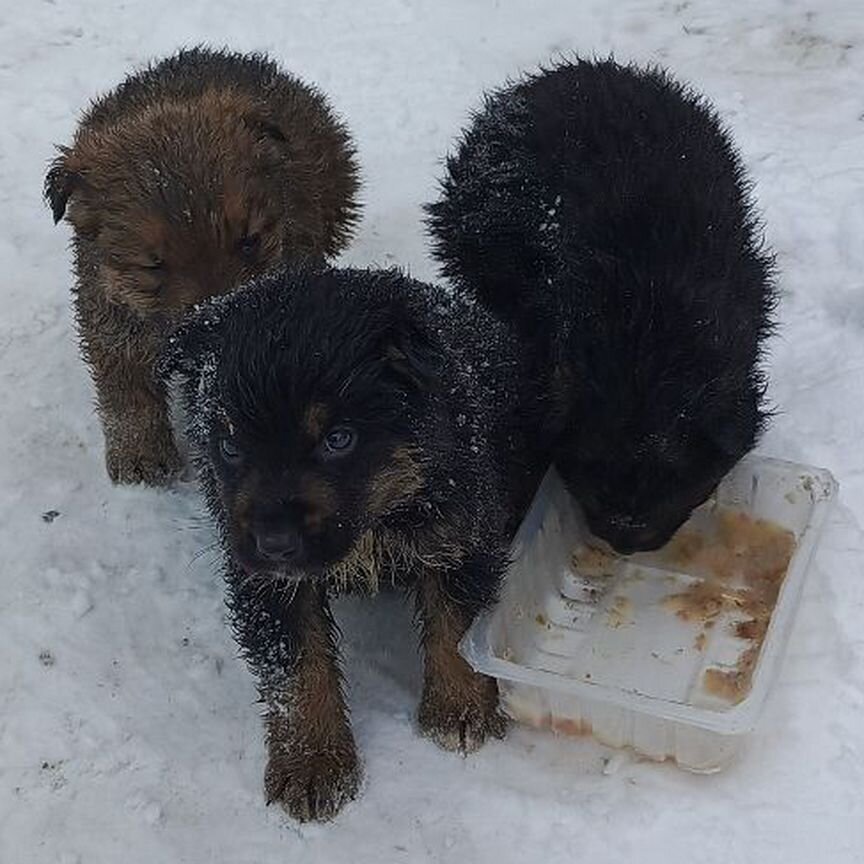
<box><xmin>660</xmin><ymin>509</ymin><xmax>795</xmax><ymax>585</ymax></box>
<box><xmin>551</xmin><ymin>716</ymin><xmax>592</xmax><ymax>737</ymax></box>
<box><xmin>703</xmin><ymin>645</ymin><xmax>761</xmax><ymax>701</ymax></box>
<box><xmin>571</xmin><ymin>546</ymin><xmax>617</xmax><ymax>579</ymax></box>
<box><xmin>606</xmin><ymin>595</ymin><xmax>634</xmax><ymax>629</ymax></box>
<box><xmin>661</xmin><ymin>509</ymin><xmax>795</xmax><ymax>703</ymax></box>
<box><xmin>561</xmin><ymin>509</ymin><xmax>796</xmax><ymax>705</ymax></box>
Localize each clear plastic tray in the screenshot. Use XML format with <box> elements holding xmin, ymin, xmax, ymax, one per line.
<box><xmin>460</xmin><ymin>456</ymin><xmax>838</xmax><ymax>772</ymax></box>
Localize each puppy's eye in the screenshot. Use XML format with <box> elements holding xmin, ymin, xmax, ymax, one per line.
<box><xmin>219</xmin><ymin>437</ymin><xmax>243</xmax><ymax>465</ymax></box>
<box><xmin>142</xmin><ymin>257</ymin><xmax>164</xmax><ymax>271</ymax></box>
<box><xmin>238</xmin><ymin>233</ymin><xmax>261</xmax><ymax>260</ymax></box>
<box><xmin>321</xmin><ymin>426</ymin><xmax>357</xmax><ymax>458</ymax></box>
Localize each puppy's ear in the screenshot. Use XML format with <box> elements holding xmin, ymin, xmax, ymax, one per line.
<box><xmin>44</xmin><ymin>148</ymin><xmax>78</xmax><ymax>224</ymax></box>
<box><xmin>44</xmin><ymin>147</ymin><xmax>103</xmax><ymax>238</ymax></box>
<box><xmin>242</xmin><ymin>106</ymin><xmax>291</xmax><ymax>154</ymax></box>
<box><xmin>382</xmin><ymin>314</ymin><xmax>440</xmax><ymax>392</ymax></box>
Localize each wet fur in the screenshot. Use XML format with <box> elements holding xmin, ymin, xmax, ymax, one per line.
<box><xmin>161</xmin><ymin>267</ymin><xmax>547</xmax><ymax>821</ymax></box>
<box><xmin>45</xmin><ymin>47</ymin><xmax>359</xmax><ymax>485</ymax></box>
<box><xmin>427</xmin><ymin>59</ymin><xmax>777</xmax><ymax>553</ymax></box>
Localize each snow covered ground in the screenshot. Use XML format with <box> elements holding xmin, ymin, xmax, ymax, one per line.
<box><xmin>2</xmin><ymin>0</ymin><xmax>863</xmax><ymax>861</ymax></box>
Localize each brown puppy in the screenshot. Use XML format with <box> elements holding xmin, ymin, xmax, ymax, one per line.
<box><xmin>45</xmin><ymin>48</ymin><xmax>359</xmax><ymax>484</ymax></box>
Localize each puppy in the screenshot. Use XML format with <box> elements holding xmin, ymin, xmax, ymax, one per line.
<box><xmin>45</xmin><ymin>47</ymin><xmax>359</xmax><ymax>485</ymax></box>
<box><xmin>160</xmin><ymin>266</ymin><xmax>546</xmax><ymax>821</ymax></box>
<box><xmin>427</xmin><ymin>59</ymin><xmax>777</xmax><ymax>553</ymax></box>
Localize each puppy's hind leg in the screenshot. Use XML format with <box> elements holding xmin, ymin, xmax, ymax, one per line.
<box><xmin>416</xmin><ymin>556</ymin><xmax>508</xmax><ymax>753</ymax></box>
<box><xmin>229</xmin><ymin>575</ymin><xmax>360</xmax><ymax>822</ymax></box>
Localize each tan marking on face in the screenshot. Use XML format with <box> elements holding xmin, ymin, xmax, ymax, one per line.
<box><xmin>298</xmin><ymin>472</ymin><xmax>338</xmax><ymax>534</ymax></box>
<box><xmin>303</xmin><ymin>403</ymin><xmax>330</xmax><ymax>442</ymax></box>
<box><xmin>366</xmin><ymin>446</ymin><xmax>426</xmax><ymax>516</ymax></box>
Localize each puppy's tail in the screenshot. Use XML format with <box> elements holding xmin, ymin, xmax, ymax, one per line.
<box><xmin>425</xmin><ymin>187</ymin><xmax>549</xmax><ymax>332</ymax></box>
<box><xmin>424</xmin><ymin>91</ymin><xmax>556</xmax><ymax>345</ymax></box>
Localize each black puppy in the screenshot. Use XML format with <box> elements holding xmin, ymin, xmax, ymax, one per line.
<box><xmin>161</xmin><ymin>267</ymin><xmax>545</xmax><ymax>821</ymax></box>
<box><xmin>427</xmin><ymin>59</ymin><xmax>776</xmax><ymax>553</ymax></box>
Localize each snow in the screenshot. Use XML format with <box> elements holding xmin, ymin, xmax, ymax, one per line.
<box><xmin>2</xmin><ymin>0</ymin><xmax>863</xmax><ymax>861</ymax></box>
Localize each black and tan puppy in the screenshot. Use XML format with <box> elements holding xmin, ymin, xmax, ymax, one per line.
<box><xmin>160</xmin><ymin>267</ymin><xmax>546</xmax><ymax>821</ymax></box>
<box><xmin>45</xmin><ymin>48</ymin><xmax>359</xmax><ymax>485</ymax></box>
<box><xmin>427</xmin><ymin>59</ymin><xmax>777</xmax><ymax>554</ymax></box>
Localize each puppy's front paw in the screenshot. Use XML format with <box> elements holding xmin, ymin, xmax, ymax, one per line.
<box><xmin>419</xmin><ymin>673</ymin><xmax>508</xmax><ymax>753</ymax></box>
<box><xmin>265</xmin><ymin>737</ymin><xmax>361</xmax><ymax>823</ymax></box>
<box><xmin>105</xmin><ymin>429</ymin><xmax>182</xmax><ymax>486</ymax></box>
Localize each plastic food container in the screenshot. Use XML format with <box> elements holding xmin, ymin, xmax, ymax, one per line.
<box><xmin>460</xmin><ymin>456</ymin><xmax>837</xmax><ymax>772</ymax></box>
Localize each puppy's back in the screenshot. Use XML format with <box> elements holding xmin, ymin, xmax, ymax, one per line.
<box><xmin>82</xmin><ymin>47</ymin><xmax>328</xmax><ymax>133</ymax></box>
<box><xmin>427</xmin><ymin>59</ymin><xmax>773</xmax><ymax>346</ymax></box>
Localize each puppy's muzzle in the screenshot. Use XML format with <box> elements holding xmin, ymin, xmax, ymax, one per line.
<box><xmin>238</xmin><ymin>510</ymin><xmax>306</xmax><ymax>566</ymax></box>
<box><xmin>587</xmin><ymin>513</ymin><xmax>676</xmax><ymax>556</ymax></box>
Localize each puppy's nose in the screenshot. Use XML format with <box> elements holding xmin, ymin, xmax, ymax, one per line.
<box><xmin>254</xmin><ymin>526</ymin><xmax>303</xmax><ymax>562</ymax></box>
<box><xmin>606</xmin><ymin>524</ymin><xmax>674</xmax><ymax>555</ymax></box>
<box><xmin>586</xmin><ymin>513</ymin><xmax>662</xmax><ymax>555</ymax></box>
